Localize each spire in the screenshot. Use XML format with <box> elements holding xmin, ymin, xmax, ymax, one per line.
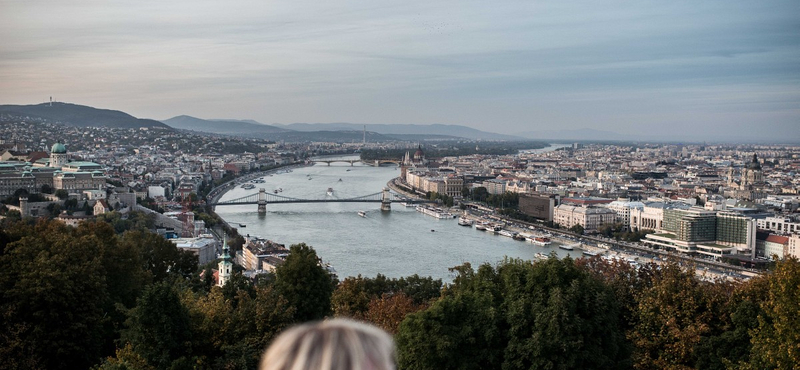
<box><xmin>218</xmin><ymin>234</ymin><xmax>233</xmax><ymax>287</ymax></box>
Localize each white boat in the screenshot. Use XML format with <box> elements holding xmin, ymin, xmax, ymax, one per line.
<box><xmin>458</xmin><ymin>217</ymin><xmax>473</xmax><ymax>226</ymax></box>
<box><xmin>358</xmin><ymin>211</ymin><xmax>367</xmax><ymax>218</ymax></box>
<box><xmin>498</xmin><ymin>229</ymin><xmax>517</xmax><ymax>238</ymax></box>
<box><xmin>529</xmin><ymin>236</ymin><xmax>552</xmax><ymax>246</ymax></box>
<box><xmin>535</xmin><ymin>252</ymin><xmax>548</xmax><ymax>261</ymax></box>
<box><xmin>559</xmin><ymin>243</ymin><xmax>580</xmax><ymax>251</ymax></box>
<box><xmin>416</xmin><ymin>205</ymin><xmax>455</xmax><ymax>219</ymax></box>
<box><xmin>241</xmin><ymin>183</ymin><xmax>255</xmax><ymax>190</ymax></box>
<box><xmin>475</xmin><ymin>224</ymin><xmax>487</xmax><ymax>231</ymax></box>
<box><xmin>327</xmin><ymin>188</ymin><xmax>334</xmax><ymax>196</ymax></box>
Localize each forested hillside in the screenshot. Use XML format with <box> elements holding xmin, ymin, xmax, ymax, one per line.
<box><xmin>0</xmin><ymin>218</ymin><xmax>797</xmax><ymax>369</ymax></box>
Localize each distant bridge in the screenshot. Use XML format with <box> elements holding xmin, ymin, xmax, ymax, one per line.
<box><xmin>309</xmin><ymin>159</ymin><xmax>402</xmax><ymax>167</ymax></box>
<box><xmin>209</xmin><ymin>188</ymin><xmax>433</xmax><ymax>214</ymax></box>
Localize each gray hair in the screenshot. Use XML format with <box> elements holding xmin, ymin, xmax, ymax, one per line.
<box><xmin>260</xmin><ymin>319</ymin><xmax>395</xmax><ymax>370</ymax></box>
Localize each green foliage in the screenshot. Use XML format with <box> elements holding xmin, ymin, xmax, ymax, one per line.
<box><xmin>0</xmin><ymin>220</ymin><xmax>114</xmax><ymax>369</ymax></box>
<box><xmin>274</xmin><ymin>243</ymin><xmax>338</xmax><ymax>321</ymax></box>
<box><xmin>121</xmin><ymin>230</ymin><xmax>198</xmax><ymax>282</ymax></box>
<box><xmin>397</xmin><ymin>258</ymin><xmax>630</xmax><ymax>370</ymax></box>
<box><xmin>120</xmin><ymin>282</ymin><xmax>193</xmax><ymax>369</ymax></box>
<box><xmin>569</xmin><ymin>224</ymin><xmax>585</xmax><ymax>235</ymax></box>
<box><xmin>598</xmin><ymin>223</ymin><xmax>654</xmax><ymax>242</ymax></box>
<box><xmin>54</xmin><ymin>189</ymin><xmax>69</xmax><ymax>200</ymax></box>
<box><xmin>628</xmin><ymin>262</ymin><xmax>725</xmax><ymax>370</ymax></box>
<box><xmin>427</xmin><ymin>191</ymin><xmax>454</xmax><ymax>207</ymax></box>
<box><xmin>331</xmin><ymin>274</ymin><xmax>442</xmax><ymax>318</ymax></box>
<box><xmin>747</xmin><ymin>257</ymin><xmax>800</xmax><ymax>369</ymax></box>
<box><xmin>95</xmin><ymin>211</ymin><xmax>155</xmax><ymax>233</ymax></box>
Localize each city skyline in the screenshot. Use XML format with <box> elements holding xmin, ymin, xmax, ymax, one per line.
<box><xmin>1</xmin><ymin>0</ymin><xmax>798</xmax><ymax>142</ymax></box>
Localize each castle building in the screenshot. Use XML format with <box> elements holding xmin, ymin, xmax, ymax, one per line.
<box><xmin>0</xmin><ymin>143</ymin><xmax>106</xmax><ymax>197</ymax></box>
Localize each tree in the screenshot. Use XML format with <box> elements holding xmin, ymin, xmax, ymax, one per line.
<box><xmin>120</xmin><ymin>230</ymin><xmax>197</xmax><ymax>282</ymax></box>
<box><xmin>274</xmin><ymin>243</ymin><xmax>337</xmax><ymax>322</ymax></box>
<box><xmin>54</xmin><ymin>189</ymin><xmax>69</xmax><ymax>200</ymax></box>
<box><xmin>120</xmin><ymin>282</ymin><xmax>193</xmax><ymax>369</ymax></box>
<box><xmin>569</xmin><ymin>224</ymin><xmax>585</xmax><ymax>235</ymax></box>
<box><xmin>0</xmin><ymin>220</ymin><xmax>109</xmax><ymax>370</ymax></box>
<box><xmin>629</xmin><ymin>262</ymin><xmax>715</xmax><ymax>370</ymax></box>
<box><xmin>747</xmin><ymin>257</ymin><xmax>800</xmax><ymax>369</ymax></box>
<box><xmin>362</xmin><ymin>293</ymin><xmax>426</xmax><ymax>334</ymax></box>
<box><xmin>397</xmin><ymin>259</ymin><xmax>630</xmax><ymax>370</ymax></box>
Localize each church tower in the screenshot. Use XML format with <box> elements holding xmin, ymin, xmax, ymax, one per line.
<box><xmin>217</xmin><ymin>236</ymin><xmax>233</xmax><ymax>287</ymax></box>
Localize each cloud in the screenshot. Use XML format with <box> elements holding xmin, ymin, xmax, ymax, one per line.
<box><xmin>0</xmin><ymin>0</ymin><xmax>797</xmax><ymax>141</ymax></box>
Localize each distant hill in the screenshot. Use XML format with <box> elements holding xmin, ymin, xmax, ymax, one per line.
<box><xmin>0</xmin><ymin>102</ymin><xmax>170</xmax><ymax>129</ymax></box>
<box><xmin>162</xmin><ymin>115</ymin><xmax>288</xmax><ymax>137</ymax></box>
<box><xmin>269</xmin><ymin>130</ymin><xmax>400</xmax><ymax>142</ymax></box>
<box><xmin>273</xmin><ymin>123</ymin><xmax>519</xmax><ymax>141</ymax></box>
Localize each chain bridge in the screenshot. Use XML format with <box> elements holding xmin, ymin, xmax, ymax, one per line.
<box><xmin>209</xmin><ymin>188</ymin><xmax>433</xmax><ymax>214</ymax></box>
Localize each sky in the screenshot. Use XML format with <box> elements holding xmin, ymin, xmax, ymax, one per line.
<box><xmin>1</xmin><ymin>0</ymin><xmax>798</xmax><ymax>141</ymax></box>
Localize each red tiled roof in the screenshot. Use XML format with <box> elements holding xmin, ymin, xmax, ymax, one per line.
<box><xmin>766</xmin><ymin>235</ymin><xmax>789</xmax><ymax>244</ymax></box>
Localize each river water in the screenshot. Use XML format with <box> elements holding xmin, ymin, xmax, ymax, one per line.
<box><xmin>215</xmin><ymin>144</ymin><xmax>579</xmax><ymax>281</ymax></box>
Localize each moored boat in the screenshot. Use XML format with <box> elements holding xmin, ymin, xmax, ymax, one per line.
<box><xmin>530</xmin><ymin>237</ymin><xmax>552</xmax><ymax>246</ymax></box>
<box><xmin>458</xmin><ymin>217</ymin><xmax>473</xmax><ymax>226</ymax></box>
<box><xmin>498</xmin><ymin>229</ymin><xmax>517</xmax><ymax>238</ymax></box>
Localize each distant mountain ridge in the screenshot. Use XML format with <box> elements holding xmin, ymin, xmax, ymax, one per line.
<box><xmin>0</xmin><ymin>102</ymin><xmax>170</xmax><ymax>129</ymax></box>
<box><xmin>274</xmin><ymin>122</ymin><xmax>518</xmax><ymax>141</ymax></box>
<box><xmin>162</xmin><ymin>115</ymin><xmax>288</xmax><ymax>137</ymax></box>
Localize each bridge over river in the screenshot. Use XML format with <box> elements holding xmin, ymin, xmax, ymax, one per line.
<box><xmin>209</xmin><ymin>187</ymin><xmax>433</xmax><ymax>214</ymax></box>
<box><xmin>309</xmin><ymin>159</ymin><xmax>402</xmax><ymax>167</ymax></box>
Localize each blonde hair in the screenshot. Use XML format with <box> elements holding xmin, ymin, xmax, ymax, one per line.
<box><xmin>260</xmin><ymin>319</ymin><xmax>395</xmax><ymax>370</ymax></box>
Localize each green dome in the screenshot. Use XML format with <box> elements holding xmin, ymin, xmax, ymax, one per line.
<box><xmin>51</xmin><ymin>143</ymin><xmax>67</xmax><ymax>154</ymax></box>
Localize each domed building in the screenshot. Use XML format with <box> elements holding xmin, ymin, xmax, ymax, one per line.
<box><xmin>403</xmin><ymin>144</ymin><xmax>427</xmax><ymax>167</ymax></box>
<box><xmin>743</xmin><ymin>153</ymin><xmax>763</xmax><ymax>187</ymax></box>
<box><xmin>0</xmin><ymin>142</ymin><xmax>105</xmax><ymax>198</ymax></box>
<box><xmin>49</xmin><ymin>143</ymin><xmax>68</xmax><ymax>168</ymax></box>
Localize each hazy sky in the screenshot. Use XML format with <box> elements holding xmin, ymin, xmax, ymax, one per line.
<box><xmin>1</xmin><ymin>0</ymin><xmax>798</xmax><ymax>139</ymax></box>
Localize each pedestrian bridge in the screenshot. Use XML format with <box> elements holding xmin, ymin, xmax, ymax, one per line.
<box><xmin>209</xmin><ymin>188</ymin><xmax>432</xmax><ymax>214</ymax></box>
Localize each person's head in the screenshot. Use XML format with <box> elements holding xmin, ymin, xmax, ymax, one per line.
<box><xmin>260</xmin><ymin>319</ymin><xmax>395</xmax><ymax>370</ymax></box>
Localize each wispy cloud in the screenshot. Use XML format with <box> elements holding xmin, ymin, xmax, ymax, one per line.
<box><xmin>0</xmin><ymin>0</ymin><xmax>797</xmax><ymax>140</ymax></box>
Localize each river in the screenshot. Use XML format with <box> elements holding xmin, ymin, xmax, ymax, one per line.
<box><xmin>215</xmin><ymin>144</ymin><xmax>579</xmax><ymax>281</ymax></box>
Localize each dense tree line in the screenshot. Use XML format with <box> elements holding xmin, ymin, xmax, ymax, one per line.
<box><xmin>0</xmin><ymin>217</ymin><xmax>798</xmax><ymax>369</ymax></box>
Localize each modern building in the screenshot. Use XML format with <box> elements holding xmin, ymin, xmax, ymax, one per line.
<box><xmin>716</xmin><ymin>210</ymin><xmax>758</xmax><ymax>253</ymax></box>
<box><xmin>757</xmin><ymin>216</ymin><xmax>800</xmax><ymax>235</ymax></box>
<box><xmin>519</xmin><ymin>193</ymin><xmax>558</xmax><ymax>221</ymax></box>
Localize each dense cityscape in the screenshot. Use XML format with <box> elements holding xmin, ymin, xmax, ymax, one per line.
<box><xmin>0</xmin><ymin>109</ymin><xmax>798</xmax><ymax>368</ymax></box>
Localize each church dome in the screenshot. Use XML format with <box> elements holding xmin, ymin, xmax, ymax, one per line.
<box><xmin>51</xmin><ymin>143</ymin><xmax>67</xmax><ymax>154</ymax></box>
<box><xmin>745</xmin><ymin>154</ymin><xmax>761</xmax><ymax>170</ymax></box>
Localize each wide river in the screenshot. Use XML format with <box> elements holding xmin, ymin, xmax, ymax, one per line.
<box><xmin>215</xmin><ymin>145</ymin><xmax>580</xmax><ymax>281</ymax></box>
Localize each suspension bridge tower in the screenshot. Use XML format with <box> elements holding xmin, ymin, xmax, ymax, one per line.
<box><xmin>257</xmin><ymin>188</ymin><xmax>267</xmax><ymax>214</ymax></box>
<box><xmin>381</xmin><ymin>187</ymin><xmax>391</xmax><ymax>212</ymax></box>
